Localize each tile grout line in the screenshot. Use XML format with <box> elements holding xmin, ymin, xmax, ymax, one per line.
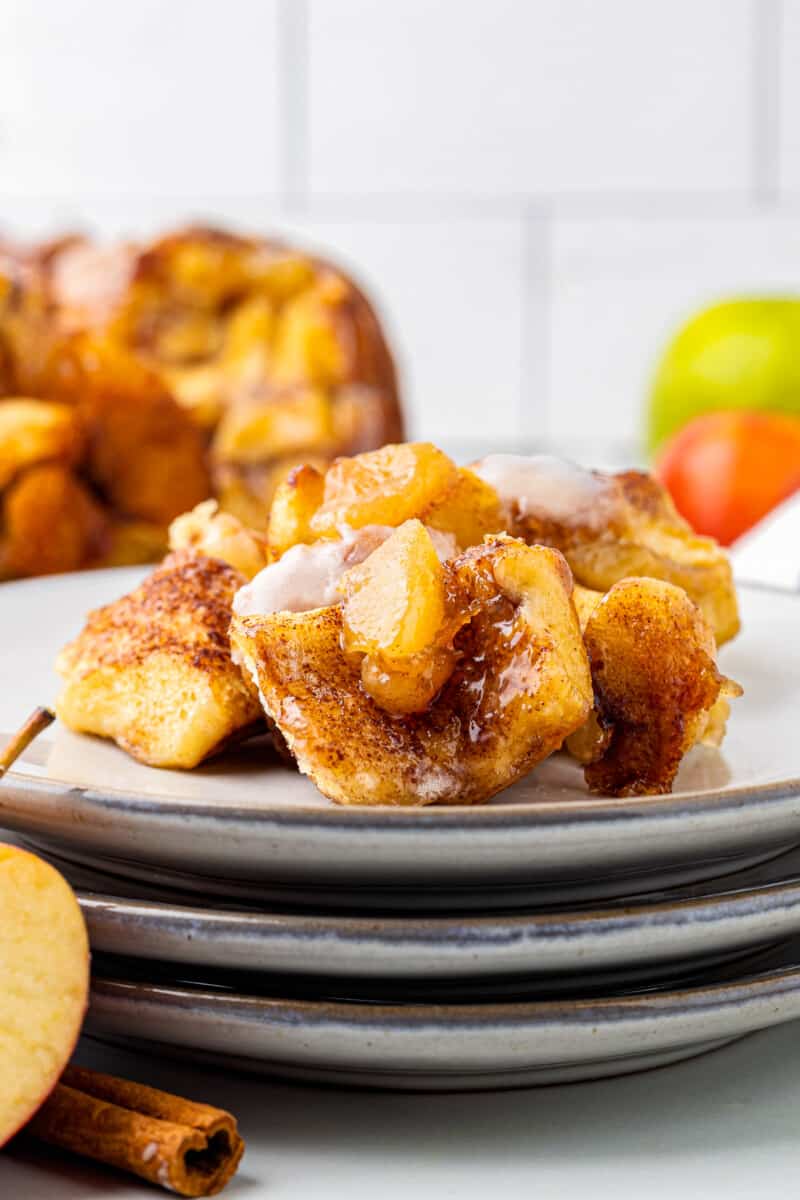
<box><xmin>519</xmin><ymin>204</ymin><xmax>552</xmax><ymax>445</ymax></box>
<box><xmin>277</xmin><ymin>0</ymin><xmax>309</xmax><ymax>216</ymax></box>
<box><xmin>753</xmin><ymin>0</ymin><xmax>781</xmax><ymax>207</ymax></box>
<box><xmin>10</xmin><ymin>191</ymin><xmax>800</xmax><ymax>224</ymax></box>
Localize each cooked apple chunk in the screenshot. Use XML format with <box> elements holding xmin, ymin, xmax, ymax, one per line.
<box><xmin>310</xmin><ymin>442</ymin><xmax>458</xmax><ymax>537</ymax></box>
<box><xmin>56</xmin><ymin>550</ymin><xmax>261</xmax><ymax>768</ymax></box>
<box><xmin>342</xmin><ymin>519</ymin><xmax>447</xmax><ymax>658</ymax></box>
<box><xmin>566</xmin><ymin>577</ymin><xmax>741</xmax><ymax>796</ymax></box>
<box><xmin>267</xmin><ymin>463</ymin><xmax>326</xmax><ymax>558</ymax></box>
<box><xmin>231</xmin><ymin>536</ymin><xmax>592</xmax><ymax>806</ymax></box>
<box><xmin>340</xmin><ymin>520</ymin><xmax>462</xmax><ymax>714</ymax></box>
<box><xmin>422</xmin><ymin>466</ymin><xmax>507</xmax><ymax>549</ymax></box>
<box><xmin>265</xmin><ymin>446</ymin><xmax>505</xmax><ymax>558</ymax></box>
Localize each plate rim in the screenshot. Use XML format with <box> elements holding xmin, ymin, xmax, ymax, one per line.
<box><xmin>5</xmin><ymin>767</ymin><xmax>800</xmax><ymax>830</ymax></box>
<box><xmin>75</xmin><ymin>871</ymin><xmax>800</xmax><ymax>939</ymax></box>
<box><xmin>89</xmin><ymin>954</ymin><xmax>800</xmax><ymax>1026</ymax></box>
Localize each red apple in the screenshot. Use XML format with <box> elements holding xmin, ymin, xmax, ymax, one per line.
<box><xmin>656</xmin><ymin>409</ymin><xmax>800</xmax><ymax>545</ymax></box>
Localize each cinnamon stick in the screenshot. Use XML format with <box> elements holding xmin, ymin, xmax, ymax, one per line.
<box><xmin>0</xmin><ymin>706</ymin><xmax>54</xmax><ymax>777</ymax></box>
<box><xmin>27</xmin><ymin>1065</ymin><xmax>244</xmax><ymax>1197</ymax></box>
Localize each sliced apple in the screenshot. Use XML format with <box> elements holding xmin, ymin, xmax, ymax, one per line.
<box><xmin>0</xmin><ymin>844</ymin><xmax>89</xmax><ymax>1148</ymax></box>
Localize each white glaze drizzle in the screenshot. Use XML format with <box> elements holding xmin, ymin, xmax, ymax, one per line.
<box><xmin>472</xmin><ymin>454</ymin><xmax>612</xmax><ymax>525</ymax></box>
<box><xmin>233</xmin><ymin>525</ymin><xmax>457</xmax><ymax>617</ymax></box>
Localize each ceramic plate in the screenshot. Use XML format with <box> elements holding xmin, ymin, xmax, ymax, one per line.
<box><xmin>2</xmin><ymin>568</ymin><xmax>799</xmax><ymax>909</ymax></box>
<box><xmin>86</xmin><ymin>939</ymin><xmax>800</xmax><ymax>1090</ymax></box>
<box><xmin>49</xmin><ymin>844</ymin><xmax>800</xmax><ymax>988</ymax></box>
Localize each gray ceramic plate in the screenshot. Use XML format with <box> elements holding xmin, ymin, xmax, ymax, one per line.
<box><xmin>86</xmin><ymin>939</ymin><xmax>800</xmax><ymax>1090</ymax></box>
<box><xmin>2</xmin><ymin>569</ymin><xmax>799</xmax><ymax>909</ymax></box>
<box><xmin>51</xmin><ymin>845</ymin><xmax>800</xmax><ymax>988</ymax></box>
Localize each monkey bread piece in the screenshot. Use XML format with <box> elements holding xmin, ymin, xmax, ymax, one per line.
<box><xmin>56</xmin><ymin>550</ymin><xmax>262</xmax><ymax>769</ymax></box>
<box><xmin>230</xmin><ymin>536</ymin><xmax>593</xmax><ymax>806</ymax></box>
<box><xmin>212</xmin><ymin>386</ymin><xmax>336</xmax><ymax>467</ymax></box>
<box><xmin>0</xmin><ymin>464</ymin><xmax>108</xmax><ymax>579</ymax></box>
<box><xmin>472</xmin><ymin>455</ymin><xmax>740</xmax><ymax>646</ymax></box>
<box><xmin>0</xmin><ymin>398</ymin><xmax>83</xmax><ymax>490</ymax></box>
<box><xmin>80</xmin><ymin>388</ymin><xmax>211</xmax><ymax>528</ymax></box>
<box><xmin>44</xmin><ymin>336</ymin><xmax>213</xmax><ymax>527</ymax></box>
<box><xmin>0</xmin><ymin>225</ymin><xmax>403</xmax><ymax>576</ymax></box>
<box><xmin>565</xmin><ymin>577</ymin><xmax>741</xmax><ymax>797</ymax></box>
<box><xmin>168</xmin><ymin>499</ymin><xmax>268</xmax><ymax>581</ymax></box>
<box><xmin>0</xmin><ymin>330</ymin><xmax>212</xmax><ymax>577</ymax></box>
<box><xmin>16</xmin><ymin>226</ymin><xmax>402</xmax><ymax>483</ymax></box>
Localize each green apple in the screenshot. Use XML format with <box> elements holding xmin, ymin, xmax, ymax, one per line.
<box><xmin>647</xmin><ymin>298</ymin><xmax>800</xmax><ymax>454</ymax></box>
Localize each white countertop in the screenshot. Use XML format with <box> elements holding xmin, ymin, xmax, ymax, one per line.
<box><xmin>4</xmin><ymin>1022</ymin><xmax>800</xmax><ymax>1199</ymax></box>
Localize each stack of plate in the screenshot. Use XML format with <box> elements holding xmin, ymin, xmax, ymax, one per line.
<box><xmin>3</xmin><ymin>569</ymin><xmax>800</xmax><ymax>1090</ymax></box>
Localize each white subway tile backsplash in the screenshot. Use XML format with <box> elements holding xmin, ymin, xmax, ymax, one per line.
<box><xmin>548</xmin><ymin>216</ymin><xmax>800</xmax><ymax>445</ymax></box>
<box><xmin>281</xmin><ymin>217</ymin><xmax>530</xmax><ymax>442</ymax></box>
<box><xmin>307</xmin><ymin>0</ymin><xmax>754</xmax><ymax>198</ymax></box>
<box><xmin>778</xmin><ymin>0</ymin><xmax>800</xmax><ymax>196</ymax></box>
<box><xmin>0</xmin><ymin>0</ymin><xmax>282</xmax><ymax>197</ymax></box>
<box><xmin>2</xmin><ymin>0</ymin><xmax>797</xmax><ymax>453</ymax></box>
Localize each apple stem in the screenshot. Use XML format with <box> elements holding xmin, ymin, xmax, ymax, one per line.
<box><xmin>0</xmin><ymin>707</ymin><xmax>55</xmax><ymax>778</ymax></box>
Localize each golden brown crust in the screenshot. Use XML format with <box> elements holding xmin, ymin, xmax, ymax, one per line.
<box><xmin>0</xmin><ymin>397</ymin><xmax>84</xmax><ymax>491</ymax></box>
<box><xmin>0</xmin><ymin>463</ymin><xmax>109</xmax><ymax>579</ymax></box>
<box><xmin>39</xmin><ymin>228</ymin><xmax>402</xmax><ymax>450</ymax></box>
<box><xmin>569</xmin><ymin>577</ymin><xmax>738</xmax><ymax>796</ymax></box>
<box><xmin>76</xmin><ymin>372</ymin><xmax>211</xmax><ymax>526</ymax></box>
<box><xmin>59</xmin><ymin>551</ymin><xmax>243</xmax><ymax>676</ymax></box>
<box><xmin>508</xmin><ymin>468</ymin><xmax>740</xmax><ymax>646</ymax></box>
<box><xmin>56</xmin><ymin>550</ymin><xmax>262</xmax><ymax>768</ymax></box>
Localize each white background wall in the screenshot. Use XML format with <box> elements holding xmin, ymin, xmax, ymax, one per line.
<box><xmin>1</xmin><ymin>0</ymin><xmax>798</xmax><ymax>453</ymax></box>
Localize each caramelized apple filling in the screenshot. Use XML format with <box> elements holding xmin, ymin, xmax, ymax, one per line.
<box><xmin>339</xmin><ymin>520</ymin><xmax>468</xmax><ymax>714</ymax></box>
<box><xmin>267</xmin><ymin>462</ymin><xmax>326</xmax><ymax>558</ymax></box>
<box><xmin>312</xmin><ymin>442</ymin><xmax>458</xmax><ymax>536</ymax></box>
<box><xmin>267</xmin><ymin>441</ymin><xmax>505</xmax><ymax>557</ymax></box>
